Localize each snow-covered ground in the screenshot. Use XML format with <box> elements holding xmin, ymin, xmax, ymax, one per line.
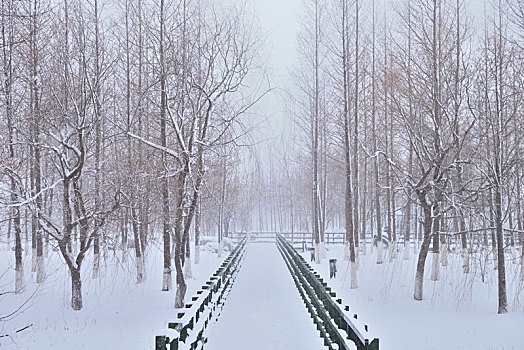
<box><xmin>2</xmin><ymin>237</ymin><xmax>523</xmax><ymax>350</ymax></box>
<box><xmin>205</xmin><ymin>243</ymin><xmax>324</xmax><ymax>350</ymax></box>
<box><xmin>303</xmin><ymin>244</ymin><xmax>524</xmax><ymax>350</ymax></box>
<box><xmin>0</xmin><ymin>238</ymin><xmax>226</xmax><ymax>350</ymax></box>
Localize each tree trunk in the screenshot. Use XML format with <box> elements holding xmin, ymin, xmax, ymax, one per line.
<box><xmin>2</xmin><ymin>0</ymin><xmax>23</xmax><ymax>293</ymax></box>
<box><xmin>194</xmin><ymin>197</ymin><xmax>201</xmax><ymax>264</ymax></box>
<box><xmin>184</xmin><ymin>237</ymin><xmax>192</xmax><ymax>279</ymax></box>
<box><xmin>413</xmin><ymin>207</ymin><xmax>418</xmax><ymax>257</ymax></box>
<box><xmin>139</xmin><ymin>203</ymin><xmax>148</xmax><ymax>255</ymax></box>
<box><xmin>31</xmin><ymin>0</ymin><xmax>44</xmax><ymax>284</ymax></box>
<box><xmin>341</xmin><ymin>0</ymin><xmax>357</xmax><ymax>289</ymax></box>
<box><xmin>132</xmin><ymin>208</ymin><xmax>144</xmax><ymax>283</ymax></box>
<box><xmin>174</xmin><ymin>170</ymin><xmax>188</xmax><ymax>308</ymax></box>
<box><xmin>121</xmin><ymin>209</ymin><xmax>128</xmax><ymax>263</ymax></box>
<box><xmin>352</xmin><ymin>0</ymin><xmax>360</xmax><ymax>265</ymax></box>
<box><xmin>490</xmin><ymin>200</ymin><xmax>498</xmax><ymax>270</ymax></box>
<box><xmin>430</xmin><ymin>214</ymin><xmax>440</xmax><ymax>281</ymax></box>
<box><xmin>382</xmin><ymin>24</ymin><xmax>393</xmax><ymax>265</ymax></box>
<box><xmin>495</xmin><ymin>182</ymin><xmax>507</xmax><ymax>313</ymax></box>
<box><xmin>414</xmin><ymin>205</ymin><xmax>433</xmax><ymax>300</ymax></box>
<box><xmin>372</xmin><ymin>81</ymin><xmax>382</xmax><ymax>266</ymax></box>
<box><xmin>14</xmin><ymin>210</ymin><xmax>23</xmax><ymax>294</ymax></box>
<box><xmin>159</xmin><ymin>0</ymin><xmax>171</xmax><ymax>292</ymax></box>
<box><xmin>311</xmin><ymin>0</ymin><xmax>321</xmax><ymax>264</ymax></box>
<box><xmin>71</xmin><ymin>267</ymin><xmax>82</xmax><ymax>311</ymax></box>
<box><xmin>440</xmin><ymin>216</ymin><xmax>448</xmax><ymax>267</ymax></box>
<box><xmin>404</xmin><ymin>1</ymin><xmax>413</xmax><ymax>262</ymax></box>
<box><xmin>92</xmin><ymin>0</ymin><xmax>102</xmax><ymax>281</ymax></box>
<box><xmin>13</xmin><ymin>224</ymin><xmax>24</xmax><ymax>294</ymax></box>
<box><xmin>388</xmin><ymin>71</ymin><xmax>397</xmax><ymax>262</ymax></box>
<box><xmin>174</xmin><ymin>226</ymin><xmax>187</xmax><ymax>308</ymax></box>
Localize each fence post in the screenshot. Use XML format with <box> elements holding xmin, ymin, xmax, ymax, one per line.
<box><xmin>155</xmin><ymin>336</ymin><xmax>168</xmax><ymax>350</ymax></box>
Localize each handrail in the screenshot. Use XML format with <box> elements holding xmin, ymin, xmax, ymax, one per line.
<box><xmin>230</xmin><ymin>232</ymin><xmax>347</xmax><ymax>245</ymax></box>
<box><xmin>155</xmin><ymin>235</ymin><xmax>248</xmax><ymax>350</ymax></box>
<box><xmin>276</xmin><ymin>233</ymin><xmax>379</xmax><ymax>350</ymax></box>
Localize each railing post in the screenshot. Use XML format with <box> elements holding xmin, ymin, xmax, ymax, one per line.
<box><xmin>155</xmin><ymin>336</ymin><xmax>168</xmax><ymax>350</ymax></box>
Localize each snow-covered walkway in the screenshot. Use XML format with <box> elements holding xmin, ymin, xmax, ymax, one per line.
<box><xmin>205</xmin><ymin>243</ymin><xmax>324</xmax><ymax>350</ymax></box>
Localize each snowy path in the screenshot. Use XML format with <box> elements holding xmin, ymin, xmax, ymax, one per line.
<box><xmin>205</xmin><ymin>243</ymin><xmax>324</xmax><ymax>350</ymax></box>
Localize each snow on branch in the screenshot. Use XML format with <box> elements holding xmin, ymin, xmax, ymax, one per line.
<box><xmin>127</xmin><ymin>132</ymin><xmax>182</xmax><ymax>162</ymax></box>
<box><xmin>7</xmin><ymin>179</ymin><xmax>63</xmax><ymax>208</ymax></box>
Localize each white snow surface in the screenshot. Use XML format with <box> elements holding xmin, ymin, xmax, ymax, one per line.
<box><xmin>303</xmin><ymin>243</ymin><xmax>524</xmax><ymax>350</ymax></box>
<box><xmin>0</xmin><ymin>241</ymin><xmax>226</xmax><ymax>349</ymax></box>
<box><xmin>205</xmin><ymin>243</ymin><xmax>324</xmax><ymax>350</ymax></box>
<box><xmin>2</xmin><ymin>239</ymin><xmax>523</xmax><ymax>349</ymax></box>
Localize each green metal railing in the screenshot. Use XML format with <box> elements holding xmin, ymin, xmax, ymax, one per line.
<box><xmin>155</xmin><ymin>236</ymin><xmax>248</xmax><ymax>350</ymax></box>
<box><xmin>277</xmin><ymin>233</ymin><xmax>379</xmax><ymax>350</ymax></box>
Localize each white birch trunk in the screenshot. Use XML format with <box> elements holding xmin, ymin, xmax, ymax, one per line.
<box><xmin>319</xmin><ymin>241</ymin><xmax>326</xmax><ymax>259</ymax></box>
<box><xmin>73</xmin><ymin>237</ymin><xmax>78</xmax><ymax>256</ymax></box>
<box><xmin>493</xmin><ymin>249</ymin><xmax>498</xmax><ymax>270</ymax></box>
<box><xmin>394</xmin><ymin>241</ymin><xmax>398</xmax><ymax>260</ymax></box>
<box><xmin>441</xmin><ymin>243</ymin><xmax>448</xmax><ymax>266</ymax></box>
<box><xmin>510</xmin><ymin>245</ymin><xmax>517</xmax><ymax>263</ymax></box>
<box><xmin>92</xmin><ymin>253</ymin><xmax>100</xmax><ymax>279</ymax></box>
<box><xmin>404</xmin><ymin>242</ymin><xmax>410</xmax><ymax>260</ymax></box>
<box><xmin>15</xmin><ymin>266</ymin><xmax>23</xmax><ymax>294</ymax></box>
<box><xmin>32</xmin><ymin>247</ymin><xmax>36</xmax><ymax>273</ymax></box>
<box><xmin>344</xmin><ymin>242</ymin><xmax>350</xmax><ymax>260</ymax></box>
<box><xmin>218</xmin><ymin>241</ymin><xmax>223</xmax><ymax>258</ymax></box>
<box><xmin>171</xmin><ymin>235</ymin><xmax>176</xmax><ymax>259</ymax></box>
<box><xmin>103</xmin><ymin>248</ymin><xmax>108</xmax><ymax>269</ymax></box>
<box><xmin>350</xmin><ymin>260</ymin><xmax>358</xmax><ymax>289</ymax></box>
<box><xmin>355</xmin><ymin>249</ymin><xmax>360</xmax><ymax>270</ymax></box>
<box><xmin>194</xmin><ymin>244</ymin><xmax>200</xmax><ymax>264</ymax></box>
<box><xmin>184</xmin><ymin>256</ymin><xmax>192</xmax><ymax>279</ymax></box>
<box><xmin>315</xmin><ymin>242</ymin><xmax>320</xmax><ymax>264</ymax></box>
<box><xmin>137</xmin><ymin>256</ymin><xmax>144</xmax><ymax>284</ymax></box>
<box><xmin>36</xmin><ymin>256</ymin><xmax>44</xmax><ymax>283</ymax></box>
<box><xmin>462</xmin><ymin>247</ymin><xmax>470</xmax><ymax>273</ymax></box>
<box><xmin>431</xmin><ymin>252</ymin><xmax>439</xmax><ymax>281</ymax></box>
<box><xmin>162</xmin><ymin>267</ymin><xmax>171</xmax><ymax>291</ymax></box>
<box><xmin>377</xmin><ymin>243</ymin><xmax>383</xmax><ymax>264</ymax></box>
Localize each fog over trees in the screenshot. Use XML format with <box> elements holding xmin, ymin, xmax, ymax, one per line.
<box><xmin>1</xmin><ymin>0</ymin><xmax>523</xmax><ymax>316</ymax></box>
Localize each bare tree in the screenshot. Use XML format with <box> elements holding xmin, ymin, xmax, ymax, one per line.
<box><xmin>1</xmin><ymin>0</ymin><xmax>24</xmax><ymax>293</ymax></box>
